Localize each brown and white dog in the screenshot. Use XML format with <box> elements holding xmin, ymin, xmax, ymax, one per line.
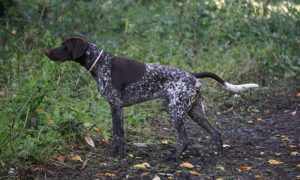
<box><xmin>45</xmin><ymin>37</ymin><xmax>259</xmax><ymax>159</ymax></box>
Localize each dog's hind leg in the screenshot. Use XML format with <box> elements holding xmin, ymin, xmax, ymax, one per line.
<box><xmin>188</xmin><ymin>94</ymin><xmax>223</xmax><ymax>151</ymax></box>
<box><xmin>168</xmin><ymin>104</ymin><xmax>190</xmax><ymax>159</ymax></box>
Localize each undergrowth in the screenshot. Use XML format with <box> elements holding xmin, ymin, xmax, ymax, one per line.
<box><xmin>0</xmin><ymin>0</ymin><xmax>299</xmax><ymax>165</ymax></box>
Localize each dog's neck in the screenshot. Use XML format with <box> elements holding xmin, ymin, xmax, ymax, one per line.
<box><xmin>77</xmin><ymin>44</ymin><xmax>109</xmax><ymax>75</ymax></box>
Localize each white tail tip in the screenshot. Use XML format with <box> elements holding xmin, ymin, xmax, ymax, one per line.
<box><xmin>224</xmin><ymin>82</ymin><xmax>259</xmax><ymax>93</ymax></box>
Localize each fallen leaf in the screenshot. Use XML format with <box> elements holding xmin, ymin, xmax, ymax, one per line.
<box><xmin>180</xmin><ymin>162</ymin><xmax>194</xmax><ymax>168</ymax></box>
<box><xmin>289</xmin><ymin>144</ymin><xmax>297</xmax><ymax>148</ymax></box>
<box><xmin>247</xmin><ymin>120</ymin><xmax>254</xmax><ymax>124</ymax></box>
<box><xmin>47</xmin><ymin>117</ymin><xmax>53</xmax><ymax>125</ymax></box>
<box><xmin>158</xmin><ymin>173</ymin><xmax>173</xmax><ymax>177</ymax></box>
<box><xmin>296</xmin><ymin>92</ymin><xmax>300</xmax><ymax>97</ymax></box>
<box><xmin>238</xmin><ymin>166</ymin><xmax>253</xmax><ymax>171</ymax></box>
<box><xmin>133</xmin><ymin>143</ymin><xmax>147</xmax><ymax>147</ymax></box>
<box><xmin>190</xmin><ymin>170</ymin><xmax>202</xmax><ymax>176</ymax></box>
<box><xmin>35</xmin><ymin>108</ymin><xmax>44</xmax><ymax>113</ymax></box>
<box><xmin>264</xmin><ymin>109</ymin><xmax>270</xmax><ymax>114</ymax></box>
<box><xmin>105</xmin><ymin>172</ymin><xmax>117</xmax><ymax>177</ymax></box>
<box><xmin>84</xmin><ymin>134</ymin><xmax>95</xmax><ymax>147</ymax></box>
<box><xmin>161</xmin><ymin>140</ymin><xmax>169</xmax><ymax>144</ymax></box>
<box><xmin>133</xmin><ymin>162</ymin><xmax>151</xmax><ymax>169</ymax></box>
<box><xmin>128</xmin><ymin>153</ymin><xmax>134</xmax><ymax>158</ymax></box>
<box><xmin>153</xmin><ymin>175</ymin><xmax>161</xmax><ymax>180</ymax></box>
<box><xmin>222</xmin><ymin>144</ymin><xmax>230</xmax><ymax>148</ymax></box>
<box><xmin>268</xmin><ymin>159</ymin><xmax>283</xmax><ymax>165</ymax></box>
<box><xmin>140</xmin><ymin>172</ymin><xmax>150</xmax><ymax>177</ymax></box>
<box><xmin>291</xmin><ymin>111</ymin><xmax>296</xmax><ymax>116</ymax></box>
<box><xmin>291</xmin><ymin>151</ymin><xmax>299</xmax><ymax>156</ymax></box>
<box><xmin>92</xmin><ymin>127</ymin><xmax>103</xmax><ymax>132</ymax></box>
<box><xmin>216</xmin><ymin>178</ymin><xmax>223</xmax><ymax>180</ymax></box>
<box><xmin>216</xmin><ymin>165</ymin><xmax>225</xmax><ymax>171</ymax></box>
<box><xmin>297</xmin><ymin>175</ymin><xmax>300</xmax><ymax>179</ymax></box>
<box><xmin>69</xmin><ymin>154</ymin><xmax>83</xmax><ymax>162</ymax></box>
<box><xmin>255</xmin><ymin>174</ymin><xmax>263</xmax><ymax>179</ymax></box>
<box><xmin>55</xmin><ymin>155</ymin><xmax>65</xmax><ymax>163</ymax></box>
<box><xmin>257</xmin><ymin>118</ymin><xmax>265</xmax><ymax>122</ymax></box>
<box><xmin>11</xmin><ymin>29</ymin><xmax>16</xmax><ymax>35</ymax></box>
<box><xmin>297</xmin><ymin>164</ymin><xmax>300</xmax><ymax>168</ymax></box>
<box><xmin>102</xmin><ymin>138</ymin><xmax>109</xmax><ymax>144</ymax></box>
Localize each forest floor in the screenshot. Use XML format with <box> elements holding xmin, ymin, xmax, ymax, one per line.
<box><xmin>2</xmin><ymin>90</ymin><xmax>300</xmax><ymax>180</ymax></box>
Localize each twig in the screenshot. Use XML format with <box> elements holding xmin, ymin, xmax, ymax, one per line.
<box><xmin>80</xmin><ymin>159</ymin><xmax>89</xmax><ymax>170</ymax></box>
<box><xmin>50</xmin><ymin>160</ymin><xmax>75</xmax><ymax>169</ymax></box>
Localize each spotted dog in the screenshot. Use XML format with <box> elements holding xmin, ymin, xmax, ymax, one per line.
<box><xmin>45</xmin><ymin>37</ymin><xmax>259</xmax><ymax>159</ymax></box>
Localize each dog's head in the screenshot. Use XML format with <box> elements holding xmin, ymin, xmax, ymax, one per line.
<box><xmin>45</xmin><ymin>37</ymin><xmax>89</xmax><ymax>62</ymax></box>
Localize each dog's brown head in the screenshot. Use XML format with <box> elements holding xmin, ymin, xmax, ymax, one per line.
<box><xmin>45</xmin><ymin>37</ymin><xmax>89</xmax><ymax>62</ymax></box>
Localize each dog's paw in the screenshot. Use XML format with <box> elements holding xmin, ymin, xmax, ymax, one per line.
<box><xmin>111</xmin><ymin>138</ymin><xmax>125</xmax><ymax>158</ymax></box>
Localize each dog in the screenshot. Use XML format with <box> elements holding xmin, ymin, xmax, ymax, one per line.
<box><xmin>45</xmin><ymin>37</ymin><xmax>259</xmax><ymax>158</ymax></box>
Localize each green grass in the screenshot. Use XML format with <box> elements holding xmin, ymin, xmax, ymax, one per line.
<box><xmin>0</xmin><ymin>0</ymin><xmax>299</xmax><ymax>163</ymax></box>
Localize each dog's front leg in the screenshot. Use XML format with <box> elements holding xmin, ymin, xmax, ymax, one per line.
<box><xmin>110</xmin><ymin>105</ymin><xmax>125</xmax><ymax>157</ymax></box>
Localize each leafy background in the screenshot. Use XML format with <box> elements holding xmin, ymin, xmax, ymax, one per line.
<box><xmin>0</xmin><ymin>0</ymin><xmax>299</xmax><ymax>164</ymax></box>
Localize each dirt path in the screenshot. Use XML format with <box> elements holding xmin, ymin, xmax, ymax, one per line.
<box><xmin>3</xmin><ymin>93</ymin><xmax>300</xmax><ymax>179</ymax></box>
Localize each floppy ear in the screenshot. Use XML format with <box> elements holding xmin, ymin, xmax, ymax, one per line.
<box><xmin>64</xmin><ymin>38</ymin><xmax>88</xmax><ymax>59</ymax></box>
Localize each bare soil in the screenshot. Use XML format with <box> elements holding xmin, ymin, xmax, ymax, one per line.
<box><xmin>1</xmin><ymin>91</ymin><xmax>300</xmax><ymax>179</ymax></box>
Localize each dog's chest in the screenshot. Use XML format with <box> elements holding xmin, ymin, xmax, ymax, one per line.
<box><xmin>95</xmin><ymin>58</ymin><xmax>120</xmax><ymax>104</ymax></box>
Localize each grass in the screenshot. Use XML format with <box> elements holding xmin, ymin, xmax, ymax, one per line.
<box><xmin>0</xmin><ymin>0</ymin><xmax>299</xmax><ymax>165</ymax></box>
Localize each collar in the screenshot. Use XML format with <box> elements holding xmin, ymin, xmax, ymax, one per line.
<box><xmin>85</xmin><ymin>44</ymin><xmax>104</xmax><ymax>72</ymax></box>
<box><xmin>89</xmin><ymin>49</ymin><xmax>103</xmax><ymax>71</ymax></box>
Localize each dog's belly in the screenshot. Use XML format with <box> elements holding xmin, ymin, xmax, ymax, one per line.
<box><xmin>121</xmin><ymin>78</ymin><xmax>166</xmax><ymax>106</ymax></box>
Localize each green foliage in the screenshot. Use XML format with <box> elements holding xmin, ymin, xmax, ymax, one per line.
<box><xmin>0</xmin><ymin>0</ymin><xmax>299</xmax><ymax>163</ymax></box>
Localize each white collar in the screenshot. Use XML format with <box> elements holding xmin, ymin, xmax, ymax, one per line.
<box><xmin>89</xmin><ymin>49</ymin><xmax>104</xmax><ymax>72</ymax></box>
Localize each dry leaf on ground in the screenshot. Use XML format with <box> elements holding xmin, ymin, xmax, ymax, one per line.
<box><xmin>161</xmin><ymin>140</ymin><xmax>169</xmax><ymax>144</ymax></box>
<box><xmin>190</xmin><ymin>170</ymin><xmax>202</xmax><ymax>176</ymax></box>
<box><xmin>179</xmin><ymin>162</ymin><xmax>194</xmax><ymax>168</ymax></box>
<box><xmin>237</xmin><ymin>166</ymin><xmax>253</xmax><ymax>171</ymax></box>
<box><xmin>216</xmin><ymin>165</ymin><xmax>225</xmax><ymax>171</ymax></box>
<box><xmin>69</xmin><ymin>154</ymin><xmax>83</xmax><ymax>162</ymax></box>
<box><xmin>268</xmin><ymin>159</ymin><xmax>283</xmax><ymax>165</ymax></box>
<box><xmin>84</xmin><ymin>134</ymin><xmax>95</xmax><ymax>147</ymax></box>
<box><xmin>140</xmin><ymin>172</ymin><xmax>150</xmax><ymax>177</ymax></box>
<box><xmin>255</xmin><ymin>174</ymin><xmax>263</xmax><ymax>179</ymax></box>
<box><xmin>153</xmin><ymin>175</ymin><xmax>161</xmax><ymax>180</ymax></box>
<box><xmin>104</xmin><ymin>172</ymin><xmax>117</xmax><ymax>177</ymax></box>
<box><xmin>133</xmin><ymin>162</ymin><xmax>151</xmax><ymax>169</ymax></box>
<box><xmin>128</xmin><ymin>153</ymin><xmax>134</xmax><ymax>157</ymax></box>
<box><xmin>55</xmin><ymin>155</ymin><xmax>65</xmax><ymax>163</ymax></box>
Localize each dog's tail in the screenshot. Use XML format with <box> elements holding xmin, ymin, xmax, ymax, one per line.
<box><xmin>191</xmin><ymin>72</ymin><xmax>259</xmax><ymax>93</ymax></box>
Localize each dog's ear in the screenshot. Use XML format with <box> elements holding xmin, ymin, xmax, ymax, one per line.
<box><xmin>63</xmin><ymin>38</ymin><xmax>88</xmax><ymax>60</ymax></box>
